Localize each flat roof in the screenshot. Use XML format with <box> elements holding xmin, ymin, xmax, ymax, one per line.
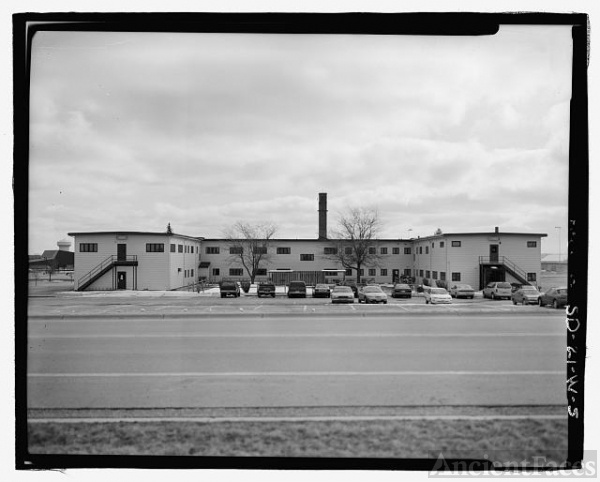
<box><xmin>67</xmin><ymin>231</ymin><xmax>204</xmax><ymax>242</ymax></box>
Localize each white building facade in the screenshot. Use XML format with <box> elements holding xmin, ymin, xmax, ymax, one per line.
<box><xmin>69</xmin><ymin>228</ymin><xmax>546</xmax><ymax>291</ymax></box>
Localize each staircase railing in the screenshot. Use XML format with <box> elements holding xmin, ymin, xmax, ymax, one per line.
<box><xmin>76</xmin><ymin>255</ymin><xmax>137</xmax><ymax>290</ymax></box>
<box><xmin>479</xmin><ymin>256</ymin><xmax>530</xmax><ymax>284</ymax></box>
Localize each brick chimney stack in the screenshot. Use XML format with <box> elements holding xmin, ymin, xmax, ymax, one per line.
<box><xmin>318</xmin><ymin>193</ymin><xmax>328</xmax><ymax>240</ymax></box>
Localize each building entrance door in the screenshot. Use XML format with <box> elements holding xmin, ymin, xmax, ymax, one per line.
<box><xmin>117</xmin><ymin>244</ymin><xmax>127</xmax><ymax>261</ymax></box>
<box><xmin>490</xmin><ymin>244</ymin><xmax>499</xmax><ymax>263</ymax></box>
<box><xmin>117</xmin><ymin>271</ymin><xmax>126</xmax><ymax>289</ymax></box>
<box><xmin>392</xmin><ymin>269</ymin><xmax>400</xmax><ymax>284</ymax></box>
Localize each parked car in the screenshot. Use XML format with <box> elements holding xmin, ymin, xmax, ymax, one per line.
<box><xmin>424</xmin><ymin>287</ymin><xmax>452</xmax><ymax>305</ymax></box>
<box><xmin>219</xmin><ymin>280</ymin><xmax>240</xmax><ymax>298</ymax></box>
<box><xmin>511</xmin><ymin>286</ymin><xmax>541</xmax><ymax>305</ymax></box>
<box><xmin>287</xmin><ymin>280</ymin><xmax>307</xmax><ymax>298</ymax></box>
<box><xmin>312</xmin><ymin>284</ymin><xmax>331</xmax><ymax>298</ymax></box>
<box><xmin>449</xmin><ymin>283</ymin><xmax>475</xmax><ymax>299</ymax></box>
<box><xmin>331</xmin><ymin>285</ymin><xmax>355</xmax><ymax>304</ymax></box>
<box><xmin>257</xmin><ymin>282</ymin><xmax>276</xmax><ymax>298</ymax></box>
<box><xmin>358</xmin><ymin>285</ymin><xmax>388</xmax><ymax>304</ymax></box>
<box><xmin>482</xmin><ymin>281</ymin><xmax>512</xmax><ymax>300</ymax></box>
<box><xmin>391</xmin><ymin>283</ymin><xmax>412</xmax><ymax>298</ymax></box>
<box><xmin>538</xmin><ymin>287</ymin><xmax>568</xmax><ymax>309</ymax></box>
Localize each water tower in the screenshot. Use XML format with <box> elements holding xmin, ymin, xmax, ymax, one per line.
<box><xmin>57</xmin><ymin>239</ymin><xmax>71</xmax><ymax>251</ymax></box>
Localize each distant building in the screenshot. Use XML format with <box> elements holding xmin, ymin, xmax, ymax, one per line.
<box><xmin>541</xmin><ymin>254</ymin><xmax>568</xmax><ymax>274</ymax></box>
<box><xmin>29</xmin><ymin>239</ymin><xmax>74</xmax><ymax>271</ymax></box>
<box><xmin>67</xmin><ymin>195</ymin><xmax>548</xmax><ymax>292</ymax></box>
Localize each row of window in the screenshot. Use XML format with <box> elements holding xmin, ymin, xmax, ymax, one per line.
<box><xmin>78</xmin><ymin>243</ymin><xmax>199</xmax><ymax>253</ymax></box>
<box><xmin>205</xmin><ymin>246</ymin><xmax>413</xmax><ymax>255</ymax></box>
<box><xmin>210</xmin><ymin>268</ymin><xmax>414</xmax><ymax>277</ymax></box>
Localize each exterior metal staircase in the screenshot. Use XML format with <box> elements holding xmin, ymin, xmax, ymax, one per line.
<box><xmin>76</xmin><ymin>255</ymin><xmax>138</xmax><ymax>291</ymax></box>
<box><xmin>479</xmin><ymin>256</ymin><xmax>531</xmax><ymax>287</ymax></box>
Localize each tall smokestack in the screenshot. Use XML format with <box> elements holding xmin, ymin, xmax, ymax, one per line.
<box><xmin>318</xmin><ymin>193</ymin><xmax>328</xmax><ymax>240</ymax></box>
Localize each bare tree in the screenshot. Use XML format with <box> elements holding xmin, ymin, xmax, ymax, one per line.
<box><xmin>326</xmin><ymin>207</ymin><xmax>383</xmax><ymax>284</ymax></box>
<box><xmin>222</xmin><ymin>221</ymin><xmax>277</xmax><ymax>283</ymax></box>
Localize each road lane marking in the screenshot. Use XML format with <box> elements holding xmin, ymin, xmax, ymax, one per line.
<box><xmin>28</xmin><ymin>414</ymin><xmax>566</xmax><ymax>423</ymax></box>
<box><xmin>28</xmin><ymin>370</ymin><xmax>564</xmax><ymax>378</ymax></box>
<box><xmin>27</xmin><ymin>333</ymin><xmax>565</xmax><ymax>339</ymax></box>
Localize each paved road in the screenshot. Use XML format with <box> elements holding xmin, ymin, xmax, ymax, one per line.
<box><xmin>27</xmin><ymin>313</ymin><xmax>566</xmax><ymax>409</ymax></box>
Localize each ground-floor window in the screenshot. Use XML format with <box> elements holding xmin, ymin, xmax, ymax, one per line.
<box><xmin>426</xmin><ymin>270</ymin><xmax>430</xmax><ymax>278</ymax></box>
<box><xmin>212</xmin><ymin>268</ymin><xmax>220</xmax><ymax>276</ymax></box>
<box><xmin>527</xmin><ymin>272</ymin><xmax>537</xmax><ymax>282</ymax></box>
<box><xmin>381</xmin><ymin>268</ymin><xmax>388</xmax><ymax>276</ymax></box>
<box><xmin>229</xmin><ymin>268</ymin><xmax>243</xmax><ymax>276</ymax></box>
<box><xmin>345</xmin><ymin>269</ymin><xmax>352</xmax><ymax>276</ymax></box>
<box><xmin>432</xmin><ymin>271</ymin><xmax>438</xmax><ymax>280</ymax></box>
<box><xmin>256</xmin><ymin>268</ymin><xmax>267</xmax><ymax>276</ymax></box>
<box><xmin>452</xmin><ymin>272</ymin><xmax>461</xmax><ymax>282</ymax></box>
<box><xmin>440</xmin><ymin>272</ymin><xmax>446</xmax><ymax>281</ymax></box>
<box><xmin>368</xmin><ymin>268</ymin><xmax>376</xmax><ymax>276</ymax></box>
<box><xmin>419</xmin><ymin>269</ymin><xmax>424</xmax><ymax>277</ymax></box>
<box><xmin>80</xmin><ymin>243</ymin><xmax>98</xmax><ymax>252</ymax></box>
<box><xmin>359</xmin><ymin>269</ymin><xmax>364</xmax><ymax>276</ymax></box>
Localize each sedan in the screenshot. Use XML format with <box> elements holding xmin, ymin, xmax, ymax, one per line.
<box><xmin>538</xmin><ymin>287</ymin><xmax>568</xmax><ymax>309</ymax></box>
<box><xmin>358</xmin><ymin>285</ymin><xmax>388</xmax><ymax>304</ymax></box>
<box><xmin>391</xmin><ymin>283</ymin><xmax>412</xmax><ymax>298</ymax></box>
<box><xmin>449</xmin><ymin>283</ymin><xmax>475</xmax><ymax>299</ymax></box>
<box><xmin>424</xmin><ymin>287</ymin><xmax>452</xmax><ymax>305</ymax></box>
<box><xmin>331</xmin><ymin>285</ymin><xmax>355</xmax><ymax>304</ymax></box>
<box><xmin>313</xmin><ymin>284</ymin><xmax>331</xmax><ymax>298</ymax></box>
<box><xmin>511</xmin><ymin>286</ymin><xmax>541</xmax><ymax>305</ymax></box>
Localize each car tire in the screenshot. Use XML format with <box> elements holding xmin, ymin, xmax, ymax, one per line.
<box><xmin>538</xmin><ymin>298</ymin><xmax>544</xmax><ymax>307</ymax></box>
<box><xmin>491</xmin><ymin>293</ymin><xmax>496</xmax><ymax>300</ymax></box>
<box><xmin>553</xmin><ymin>299</ymin><xmax>559</xmax><ymax>309</ymax></box>
<box><xmin>522</xmin><ymin>300</ymin><xmax>527</xmax><ymax>306</ymax></box>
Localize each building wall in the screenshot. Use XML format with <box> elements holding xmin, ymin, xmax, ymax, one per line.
<box><xmin>200</xmin><ymin>239</ymin><xmax>414</xmax><ymax>284</ymax></box>
<box><xmin>72</xmin><ymin>233</ymin><xmax>201</xmax><ymax>291</ymax></box>
<box><xmin>412</xmin><ymin>233</ymin><xmax>544</xmax><ymax>289</ymax></box>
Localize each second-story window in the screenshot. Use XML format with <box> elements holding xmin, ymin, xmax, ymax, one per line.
<box><xmin>300</xmin><ymin>254</ymin><xmax>314</xmax><ymax>261</ymax></box>
<box><xmin>205</xmin><ymin>247</ymin><xmax>220</xmax><ymax>254</ymax></box>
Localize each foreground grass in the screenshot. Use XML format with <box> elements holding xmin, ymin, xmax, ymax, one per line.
<box><xmin>28</xmin><ymin>419</ymin><xmax>567</xmax><ymax>463</ymax></box>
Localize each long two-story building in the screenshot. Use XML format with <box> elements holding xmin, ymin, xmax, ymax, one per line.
<box><xmin>68</xmin><ymin>194</ymin><xmax>547</xmax><ymax>291</ymax></box>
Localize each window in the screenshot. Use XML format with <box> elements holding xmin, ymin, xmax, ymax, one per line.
<box><xmin>527</xmin><ymin>241</ymin><xmax>537</xmax><ymax>248</ymax></box>
<box><xmin>433</xmin><ymin>271</ymin><xmax>438</xmax><ymax>280</ymax></box>
<box><xmin>359</xmin><ymin>269</ymin><xmax>364</xmax><ymax>276</ymax></box>
<box><xmin>230</xmin><ymin>247</ymin><xmax>243</xmax><ymax>255</ymax></box>
<box><xmin>440</xmin><ymin>241</ymin><xmax>445</xmax><ymax>248</ymax></box>
<box><xmin>254</xmin><ymin>246</ymin><xmax>267</xmax><ymax>254</ymax></box>
<box><xmin>178</xmin><ymin>244</ymin><xmax>183</xmax><ymax>253</ymax></box>
<box><xmin>205</xmin><ymin>247</ymin><xmax>220</xmax><ymax>254</ymax></box>
<box><xmin>404</xmin><ymin>268</ymin><xmax>411</xmax><ymax>276</ymax></box>
<box><xmin>345</xmin><ymin>269</ymin><xmax>352</xmax><ymax>276</ymax></box>
<box><xmin>146</xmin><ymin>243</ymin><xmax>164</xmax><ymax>252</ymax></box>
<box><xmin>440</xmin><ymin>272</ymin><xmax>446</xmax><ymax>281</ymax></box>
<box><xmin>381</xmin><ymin>269</ymin><xmax>388</xmax><ymax>276</ymax></box>
<box><xmin>380</xmin><ymin>247</ymin><xmax>388</xmax><ymax>255</ymax></box>
<box><xmin>432</xmin><ymin>243</ymin><xmax>435</xmax><ymax>249</ymax></box>
<box><xmin>368</xmin><ymin>269</ymin><xmax>376</xmax><ymax>276</ymax></box>
<box><xmin>190</xmin><ymin>269</ymin><xmax>194</xmax><ymax>277</ymax></box>
<box><xmin>368</xmin><ymin>247</ymin><xmax>376</xmax><ymax>255</ymax></box>
<box><xmin>79</xmin><ymin>243</ymin><xmax>98</xmax><ymax>252</ymax></box>
<box><xmin>527</xmin><ymin>273</ymin><xmax>537</xmax><ymax>282</ymax></box>
<box><xmin>452</xmin><ymin>241</ymin><xmax>461</xmax><ymax>247</ymax></box>
<box><xmin>277</xmin><ymin>247</ymin><xmax>291</xmax><ymax>255</ymax></box>
<box><xmin>212</xmin><ymin>268</ymin><xmax>220</xmax><ymax>276</ymax></box>
<box><xmin>345</xmin><ymin>247</ymin><xmax>352</xmax><ymax>255</ymax></box>
<box><xmin>324</xmin><ymin>247</ymin><xmax>338</xmax><ymax>255</ymax></box>
<box><xmin>300</xmin><ymin>254</ymin><xmax>314</xmax><ymax>261</ymax></box>
<box><xmin>452</xmin><ymin>272</ymin><xmax>461</xmax><ymax>281</ymax></box>
<box><xmin>229</xmin><ymin>268</ymin><xmax>243</xmax><ymax>276</ymax></box>
<box><xmin>256</xmin><ymin>268</ymin><xmax>267</xmax><ymax>276</ymax></box>
<box><xmin>170</xmin><ymin>244</ymin><xmax>176</xmax><ymax>253</ymax></box>
<box><xmin>419</xmin><ymin>270</ymin><xmax>424</xmax><ymax>277</ymax></box>
<box><xmin>425</xmin><ymin>247</ymin><xmax>429</xmax><ymax>254</ymax></box>
<box><xmin>419</xmin><ymin>247</ymin><xmax>423</xmax><ymax>254</ymax></box>
<box><xmin>426</xmin><ymin>270</ymin><xmax>430</xmax><ymax>278</ymax></box>
<box><xmin>393</xmin><ymin>247</ymin><xmax>400</xmax><ymax>255</ymax></box>
<box><xmin>185</xmin><ymin>270</ymin><xmax>188</xmax><ymax>277</ymax></box>
<box><xmin>404</xmin><ymin>247</ymin><xmax>411</xmax><ymax>254</ymax></box>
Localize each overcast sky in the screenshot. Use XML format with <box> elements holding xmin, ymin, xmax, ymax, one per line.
<box><xmin>28</xmin><ymin>25</ymin><xmax>572</xmax><ymax>255</ymax></box>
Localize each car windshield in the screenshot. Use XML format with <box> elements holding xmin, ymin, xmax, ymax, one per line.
<box><xmin>316</xmin><ymin>284</ymin><xmax>328</xmax><ymax>289</ymax></box>
<box><xmin>457</xmin><ymin>284</ymin><xmax>471</xmax><ymax>289</ymax></box>
<box><xmin>556</xmin><ymin>289</ymin><xmax>567</xmax><ymax>295</ymax></box>
<box><xmin>334</xmin><ymin>286</ymin><xmax>352</xmax><ymax>293</ymax></box>
<box><xmin>395</xmin><ymin>284</ymin><xmax>409</xmax><ymax>289</ymax></box>
<box><xmin>363</xmin><ymin>287</ymin><xmax>382</xmax><ymax>293</ymax></box>
<box><xmin>431</xmin><ymin>288</ymin><xmax>447</xmax><ymax>294</ymax></box>
<box><xmin>498</xmin><ymin>283</ymin><xmax>512</xmax><ymax>288</ymax></box>
<box><xmin>521</xmin><ymin>286</ymin><xmax>538</xmax><ymax>291</ymax></box>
